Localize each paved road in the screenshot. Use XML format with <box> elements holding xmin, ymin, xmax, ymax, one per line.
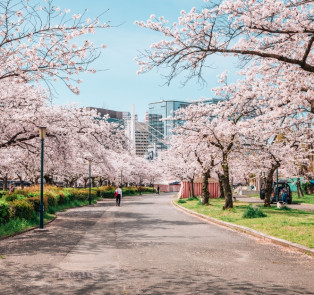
<box><xmin>237</xmin><ymin>195</ymin><xmax>314</xmax><ymax>212</ymax></box>
<box><xmin>0</xmin><ymin>193</ymin><xmax>313</xmax><ymax>295</ymax></box>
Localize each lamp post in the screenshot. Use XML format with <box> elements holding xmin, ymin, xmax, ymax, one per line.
<box><xmin>39</xmin><ymin>127</ymin><xmax>46</xmax><ymax>229</ymax></box>
<box><xmin>276</xmin><ymin>167</ymin><xmax>279</xmax><ymax>202</ymax></box>
<box><xmin>88</xmin><ymin>160</ymin><xmax>92</xmax><ymax>205</ymax></box>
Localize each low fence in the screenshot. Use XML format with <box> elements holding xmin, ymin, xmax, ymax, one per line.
<box><xmin>179</xmin><ymin>181</ymin><xmax>220</xmax><ymax>199</ymax></box>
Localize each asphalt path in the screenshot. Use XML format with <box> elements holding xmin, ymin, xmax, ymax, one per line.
<box><xmin>0</xmin><ymin>193</ymin><xmax>313</xmax><ymax>295</ymax></box>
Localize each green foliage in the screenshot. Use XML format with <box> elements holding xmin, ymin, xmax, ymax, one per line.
<box><xmin>58</xmin><ymin>192</ymin><xmax>67</xmax><ymax>205</ymax></box>
<box><xmin>11</xmin><ymin>200</ymin><xmax>35</xmax><ymax>220</ymax></box>
<box><xmin>243</xmin><ymin>205</ymin><xmax>267</xmax><ymax>219</ymax></box>
<box><xmin>301</xmin><ymin>182</ymin><xmax>312</xmax><ymax>195</ymax></box>
<box><xmin>123</xmin><ymin>187</ymin><xmax>137</xmax><ymax>195</ymax></box>
<box><xmin>26</xmin><ymin>197</ymin><xmax>48</xmax><ymax>212</ymax></box>
<box><xmin>65</xmin><ymin>192</ymin><xmax>76</xmax><ymax>202</ymax></box>
<box><xmin>0</xmin><ymin>190</ymin><xmax>7</xmax><ymax>199</ymax></box>
<box><xmin>178</xmin><ymin>199</ymin><xmax>187</xmax><ymax>204</ymax></box>
<box><xmin>0</xmin><ymin>185</ymin><xmax>156</xmax><ymax>237</ymax></box>
<box><xmin>5</xmin><ymin>194</ymin><xmax>26</xmax><ymax>202</ymax></box>
<box><xmin>0</xmin><ymin>200</ymin><xmax>11</xmax><ymax>224</ymax></box>
<box><xmin>46</xmin><ymin>194</ymin><xmax>58</xmax><ymax>207</ymax></box>
<box><xmin>27</xmin><ymin>192</ymin><xmax>40</xmax><ymax>198</ymax></box>
<box><xmin>12</xmin><ymin>189</ymin><xmax>29</xmax><ymax>197</ymax></box>
<box><xmin>0</xmin><ymin>218</ymin><xmax>38</xmax><ymax>237</ymax></box>
<box><xmin>75</xmin><ymin>193</ymin><xmax>89</xmax><ymax>201</ymax></box>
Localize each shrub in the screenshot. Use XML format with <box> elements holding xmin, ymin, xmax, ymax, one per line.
<box><xmin>0</xmin><ymin>190</ymin><xmax>7</xmax><ymax>199</ymax></box>
<box><xmin>101</xmin><ymin>191</ymin><xmax>115</xmax><ymax>198</ymax></box>
<box><xmin>5</xmin><ymin>194</ymin><xmax>26</xmax><ymax>202</ymax></box>
<box><xmin>178</xmin><ymin>199</ymin><xmax>187</xmax><ymax>204</ymax></box>
<box><xmin>75</xmin><ymin>193</ymin><xmax>89</xmax><ymax>202</ymax></box>
<box><xmin>46</xmin><ymin>194</ymin><xmax>58</xmax><ymax>207</ymax></box>
<box><xmin>124</xmin><ymin>188</ymin><xmax>136</xmax><ymax>195</ymax></box>
<box><xmin>28</xmin><ymin>192</ymin><xmax>40</xmax><ymax>198</ymax></box>
<box><xmin>27</xmin><ymin>197</ymin><xmax>48</xmax><ymax>213</ymax></box>
<box><xmin>65</xmin><ymin>192</ymin><xmax>76</xmax><ymax>202</ymax></box>
<box><xmin>243</xmin><ymin>205</ymin><xmax>267</xmax><ymax>218</ymax></box>
<box><xmin>58</xmin><ymin>192</ymin><xmax>67</xmax><ymax>205</ymax></box>
<box><xmin>99</xmin><ymin>185</ymin><xmax>115</xmax><ymax>192</ymax></box>
<box><xmin>0</xmin><ymin>200</ymin><xmax>11</xmax><ymax>224</ymax></box>
<box><xmin>13</xmin><ymin>189</ymin><xmax>29</xmax><ymax>197</ymax></box>
<box><xmin>11</xmin><ymin>200</ymin><xmax>34</xmax><ymax>220</ymax></box>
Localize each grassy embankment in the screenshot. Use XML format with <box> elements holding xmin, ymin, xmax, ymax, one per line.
<box><xmin>0</xmin><ymin>185</ymin><xmax>154</xmax><ymax>237</ymax></box>
<box><xmin>177</xmin><ymin>198</ymin><xmax>314</xmax><ymax>249</ymax></box>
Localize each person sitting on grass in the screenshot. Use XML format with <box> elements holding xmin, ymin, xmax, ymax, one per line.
<box><xmin>281</xmin><ymin>188</ymin><xmax>288</xmax><ymax>204</ymax></box>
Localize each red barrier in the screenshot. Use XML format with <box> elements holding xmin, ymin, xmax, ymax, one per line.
<box><xmin>179</xmin><ymin>181</ymin><xmax>220</xmax><ymax>199</ymax></box>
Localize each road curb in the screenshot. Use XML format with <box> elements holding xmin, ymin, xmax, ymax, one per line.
<box><xmin>172</xmin><ymin>200</ymin><xmax>314</xmax><ymax>257</ymax></box>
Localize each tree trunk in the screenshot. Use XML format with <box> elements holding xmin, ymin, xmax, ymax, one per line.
<box><xmin>201</xmin><ymin>170</ymin><xmax>210</xmax><ymax>205</ymax></box>
<box><xmin>296</xmin><ymin>178</ymin><xmax>304</xmax><ymax>198</ymax></box>
<box><xmin>44</xmin><ymin>174</ymin><xmax>53</xmax><ymax>185</ymax></box>
<box><xmin>217</xmin><ymin>172</ymin><xmax>225</xmax><ymax>199</ymax></box>
<box><xmin>264</xmin><ymin>166</ymin><xmax>278</xmax><ymax>207</ymax></box>
<box><xmin>221</xmin><ymin>157</ymin><xmax>233</xmax><ymax>210</ymax></box>
<box><xmin>191</xmin><ymin>179</ymin><xmax>195</xmax><ymax>198</ymax></box>
<box><xmin>17</xmin><ymin>175</ymin><xmax>25</xmax><ymax>189</ymax></box>
<box><xmin>3</xmin><ymin>175</ymin><xmax>8</xmax><ymax>190</ymax></box>
<box><xmin>83</xmin><ymin>178</ymin><xmax>88</xmax><ymax>188</ymax></box>
<box><xmin>69</xmin><ymin>177</ymin><xmax>77</xmax><ymax>187</ymax></box>
<box><xmin>35</xmin><ymin>176</ymin><xmax>40</xmax><ymax>185</ymax></box>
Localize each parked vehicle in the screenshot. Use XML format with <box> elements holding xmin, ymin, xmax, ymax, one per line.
<box><xmin>260</xmin><ymin>181</ymin><xmax>292</xmax><ymax>204</ymax></box>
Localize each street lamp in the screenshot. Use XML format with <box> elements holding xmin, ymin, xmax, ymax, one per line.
<box><xmin>39</xmin><ymin>127</ymin><xmax>46</xmax><ymax>229</ymax></box>
<box><xmin>276</xmin><ymin>167</ymin><xmax>279</xmax><ymax>202</ymax></box>
<box><xmin>88</xmin><ymin>160</ymin><xmax>92</xmax><ymax>205</ymax></box>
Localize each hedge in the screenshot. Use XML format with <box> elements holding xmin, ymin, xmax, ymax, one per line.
<box><xmin>0</xmin><ymin>200</ymin><xmax>12</xmax><ymax>224</ymax></box>
<box><xmin>0</xmin><ymin>185</ymin><xmax>154</xmax><ymax>226</ymax></box>
<box><xmin>11</xmin><ymin>200</ymin><xmax>35</xmax><ymax>220</ymax></box>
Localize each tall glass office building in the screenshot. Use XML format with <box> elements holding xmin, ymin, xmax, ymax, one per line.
<box><xmin>148</xmin><ymin>100</ymin><xmax>190</xmax><ymax>152</ymax></box>
<box><xmin>147</xmin><ymin>99</ymin><xmax>221</xmax><ymax>158</ymax></box>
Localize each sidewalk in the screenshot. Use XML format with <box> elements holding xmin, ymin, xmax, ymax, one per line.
<box><xmin>236</xmin><ymin>195</ymin><xmax>314</xmax><ymax>212</ymax></box>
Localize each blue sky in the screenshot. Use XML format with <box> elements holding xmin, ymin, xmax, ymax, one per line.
<box><xmin>53</xmin><ymin>0</ymin><xmax>239</xmax><ymax>120</ymax></box>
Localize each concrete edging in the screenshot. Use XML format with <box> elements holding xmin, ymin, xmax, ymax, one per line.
<box><xmin>172</xmin><ymin>200</ymin><xmax>314</xmax><ymax>256</ymax></box>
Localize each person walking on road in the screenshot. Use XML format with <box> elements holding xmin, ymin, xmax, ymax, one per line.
<box><xmin>115</xmin><ymin>185</ymin><xmax>122</xmax><ymax>206</ymax></box>
<box><xmin>157</xmin><ymin>185</ymin><xmax>160</xmax><ymax>195</ymax></box>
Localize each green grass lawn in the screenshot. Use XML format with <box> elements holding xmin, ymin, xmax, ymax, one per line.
<box><xmin>177</xmin><ymin>198</ymin><xmax>314</xmax><ymax>249</ymax></box>
<box><xmin>240</xmin><ymin>192</ymin><xmax>314</xmax><ymax>205</ymax></box>
<box><xmin>292</xmin><ymin>193</ymin><xmax>314</xmax><ymax>205</ymax></box>
<box><xmin>0</xmin><ymin>213</ymin><xmax>55</xmax><ymax>237</ymax></box>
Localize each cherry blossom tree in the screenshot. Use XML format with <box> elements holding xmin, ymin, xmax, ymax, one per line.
<box><xmin>158</xmin><ymin>141</ymin><xmax>200</xmax><ymax>198</ymax></box>
<box><xmin>135</xmin><ymin>0</ymin><xmax>313</xmax><ymax>84</ymax></box>
<box><xmin>0</xmin><ymin>0</ymin><xmax>109</xmax><ymax>94</ymax></box>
